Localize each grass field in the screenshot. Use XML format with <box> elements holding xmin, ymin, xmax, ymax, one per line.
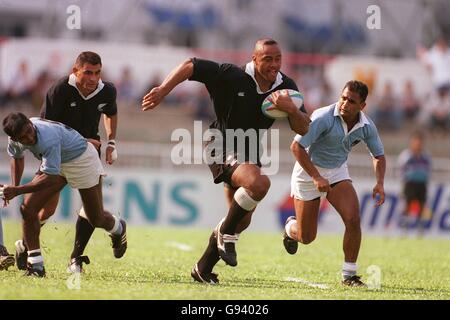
<box><xmin>0</xmin><ymin>220</ymin><xmax>449</xmax><ymax>300</ymax></box>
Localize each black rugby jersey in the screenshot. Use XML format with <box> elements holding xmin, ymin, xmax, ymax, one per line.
<box><xmin>189</xmin><ymin>58</ymin><xmax>305</xmax><ymax>161</ymax></box>
<box><xmin>40</xmin><ymin>75</ymin><xmax>117</xmax><ymax>141</ymax></box>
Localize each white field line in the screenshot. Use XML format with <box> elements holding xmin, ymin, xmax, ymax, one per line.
<box><xmin>166</xmin><ymin>241</ymin><xmax>193</xmax><ymax>252</ymax></box>
<box><xmin>285</xmin><ymin>277</ymin><xmax>329</xmax><ymax>289</ymax></box>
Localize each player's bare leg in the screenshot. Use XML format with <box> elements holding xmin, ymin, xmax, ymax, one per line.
<box><xmin>78</xmin><ymin>178</ymin><xmax>127</xmax><ymax>259</ymax></box>
<box><xmin>193</xmin><ymin>185</ymin><xmax>255</xmax><ymax>284</ymax></box>
<box><xmin>20</xmin><ymin>176</ymin><xmax>66</xmax><ymax>276</ymax></box>
<box><xmin>326</xmin><ymin>180</ymin><xmax>365</xmax><ymax>286</ymax></box>
<box><xmin>282</xmin><ymin>197</ymin><xmax>320</xmax><ymax>254</ymax></box>
<box><xmin>14</xmin><ymin>191</ymin><xmax>59</xmax><ymax>270</ymax></box>
<box><xmin>215</xmin><ymin>164</ymin><xmax>269</xmax><ymax>266</ymax></box>
<box><xmin>289</xmin><ymin>198</ymin><xmax>321</xmax><ymax>244</ymax></box>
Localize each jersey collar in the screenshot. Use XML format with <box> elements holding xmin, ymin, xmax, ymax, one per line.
<box><xmin>68</xmin><ymin>73</ymin><xmax>105</xmax><ymax>100</ymax></box>
<box><xmin>333</xmin><ymin>103</ymin><xmax>370</xmax><ymax>134</ymax></box>
<box><xmin>245</xmin><ymin>62</ymin><xmax>283</xmax><ymax>94</ymax></box>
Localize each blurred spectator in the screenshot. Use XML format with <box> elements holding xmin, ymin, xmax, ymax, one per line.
<box><xmin>423</xmin><ymin>87</ymin><xmax>450</xmax><ymax>132</ymax></box>
<box><xmin>117</xmin><ymin>66</ymin><xmax>136</xmax><ymax>107</ymax></box>
<box><xmin>400</xmin><ymin>80</ymin><xmax>422</xmax><ymax>122</ymax></box>
<box><xmin>418</xmin><ymin>37</ymin><xmax>450</xmax><ymax>93</ymax></box>
<box><xmin>30</xmin><ymin>70</ymin><xmax>53</xmax><ymax>112</ymax></box>
<box><xmin>4</xmin><ymin>60</ymin><xmax>33</xmax><ymax>107</ymax></box>
<box><xmin>397</xmin><ymin>131</ymin><xmax>432</xmax><ymax>234</ymax></box>
<box><xmin>308</xmin><ymin>79</ymin><xmax>336</xmax><ymax>110</ymax></box>
<box><xmin>373</xmin><ymin>82</ymin><xmax>403</xmax><ymax>131</ymax></box>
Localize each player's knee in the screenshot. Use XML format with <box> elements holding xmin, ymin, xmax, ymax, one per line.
<box><xmin>300</xmin><ymin>233</ymin><xmax>316</xmax><ymax>245</ymax></box>
<box><xmin>20</xmin><ymin>204</ymin><xmax>37</xmax><ymax>220</ymax></box>
<box><xmin>248</xmin><ymin>175</ymin><xmax>271</xmax><ymax>200</ymax></box>
<box><xmin>343</xmin><ymin>215</ymin><xmax>361</xmax><ymax>228</ymax></box>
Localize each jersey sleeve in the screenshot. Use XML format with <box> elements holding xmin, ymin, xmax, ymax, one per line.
<box><xmin>293</xmin><ymin>111</ymin><xmax>329</xmax><ymax>148</ymax></box>
<box><xmin>364</xmin><ymin>124</ymin><xmax>384</xmax><ymax>157</ymax></box>
<box><xmin>7</xmin><ymin>138</ymin><xmax>25</xmax><ymax>159</ymax></box>
<box><xmin>102</xmin><ymin>83</ymin><xmax>118</xmax><ymax>116</ymax></box>
<box><xmin>40</xmin><ymin>144</ymin><xmax>61</xmax><ymax>175</ymax></box>
<box><xmin>189</xmin><ymin>58</ymin><xmax>234</xmax><ymax>92</ymax></box>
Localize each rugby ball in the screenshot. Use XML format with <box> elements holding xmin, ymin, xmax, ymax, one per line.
<box><xmin>261</xmin><ymin>89</ymin><xmax>304</xmax><ymax>119</ymax></box>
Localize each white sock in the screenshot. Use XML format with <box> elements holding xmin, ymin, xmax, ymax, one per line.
<box><xmin>15</xmin><ymin>239</ymin><xmax>26</xmax><ymax>253</ymax></box>
<box><xmin>27</xmin><ymin>249</ymin><xmax>44</xmax><ymax>267</ymax></box>
<box><xmin>342</xmin><ymin>262</ymin><xmax>357</xmax><ymax>279</ymax></box>
<box><xmin>108</xmin><ymin>216</ymin><xmax>123</xmax><ymax>235</ymax></box>
<box><xmin>285</xmin><ymin>219</ymin><xmax>297</xmax><ymax>239</ymax></box>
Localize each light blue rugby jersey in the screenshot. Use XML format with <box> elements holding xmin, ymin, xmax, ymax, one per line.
<box><xmin>7</xmin><ymin>117</ymin><xmax>88</xmax><ymax>175</ymax></box>
<box><xmin>294</xmin><ymin>103</ymin><xmax>384</xmax><ymax>169</ymax></box>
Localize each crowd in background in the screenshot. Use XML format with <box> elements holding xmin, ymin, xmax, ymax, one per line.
<box><xmin>1</xmin><ymin>39</ymin><xmax>449</xmax><ymax>132</ymax></box>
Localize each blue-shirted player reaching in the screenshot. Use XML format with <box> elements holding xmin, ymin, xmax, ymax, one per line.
<box><xmin>0</xmin><ymin>113</ymin><xmax>127</xmax><ymax>277</ymax></box>
<box><xmin>283</xmin><ymin>80</ymin><xmax>386</xmax><ymax>287</ymax></box>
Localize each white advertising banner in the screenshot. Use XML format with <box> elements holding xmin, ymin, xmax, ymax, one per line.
<box><xmin>1</xmin><ymin>167</ymin><xmax>449</xmax><ymax>236</ymax></box>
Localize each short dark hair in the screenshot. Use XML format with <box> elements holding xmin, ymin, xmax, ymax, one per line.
<box><xmin>254</xmin><ymin>38</ymin><xmax>279</xmax><ymax>53</ymax></box>
<box><xmin>343</xmin><ymin>80</ymin><xmax>369</xmax><ymax>102</ymax></box>
<box><xmin>257</xmin><ymin>38</ymin><xmax>278</xmax><ymax>46</ymax></box>
<box><xmin>75</xmin><ymin>51</ymin><xmax>102</xmax><ymax>68</ymax></box>
<box><xmin>3</xmin><ymin>112</ymin><xmax>30</xmax><ymax>139</ymax></box>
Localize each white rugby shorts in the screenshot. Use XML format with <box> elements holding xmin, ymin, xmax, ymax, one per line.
<box><xmin>60</xmin><ymin>142</ymin><xmax>106</xmax><ymax>189</ymax></box>
<box><xmin>290</xmin><ymin>161</ymin><xmax>351</xmax><ymax>201</ymax></box>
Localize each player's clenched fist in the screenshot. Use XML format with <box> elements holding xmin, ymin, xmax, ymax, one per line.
<box><xmin>312</xmin><ymin>176</ymin><xmax>331</xmax><ymax>193</ymax></box>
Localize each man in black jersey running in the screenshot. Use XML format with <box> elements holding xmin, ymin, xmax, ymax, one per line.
<box><xmin>14</xmin><ymin>51</ymin><xmax>123</xmax><ymax>273</ymax></box>
<box><xmin>142</xmin><ymin>38</ymin><xmax>309</xmax><ymax>284</ymax></box>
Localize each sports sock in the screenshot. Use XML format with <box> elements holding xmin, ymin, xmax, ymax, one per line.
<box><xmin>107</xmin><ymin>216</ymin><xmax>123</xmax><ymax>236</ymax></box>
<box><xmin>70</xmin><ymin>216</ymin><xmax>95</xmax><ymax>259</ymax></box>
<box><xmin>27</xmin><ymin>249</ymin><xmax>44</xmax><ymax>270</ymax></box>
<box><xmin>342</xmin><ymin>262</ymin><xmax>357</xmax><ymax>279</ymax></box>
<box><xmin>197</xmin><ymin>231</ymin><xmax>220</xmax><ymax>274</ymax></box>
<box><xmin>220</xmin><ymin>188</ymin><xmax>258</xmax><ymax>235</ymax></box>
<box><xmin>16</xmin><ymin>239</ymin><xmax>27</xmax><ymax>253</ymax></box>
<box><xmin>285</xmin><ymin>219</ymin><xmax>297</xmax><ymax>239</ymax></box>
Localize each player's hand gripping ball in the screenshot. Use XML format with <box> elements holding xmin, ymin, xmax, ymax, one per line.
<box><xmin>261</xmin><ymin>89</ymin><xmax>304</xmax><ymax>119</ymax></box>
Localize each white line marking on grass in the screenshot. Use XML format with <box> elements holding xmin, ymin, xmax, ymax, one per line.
<box><xmin>285</xmin><ymin>277</ymin><xmax>329</xmax><ymax>289</ymax></box>
<box><xmin>166</xmin><ymin>241</ymin><xmax>193</xmax><ymax>251</ymax></box>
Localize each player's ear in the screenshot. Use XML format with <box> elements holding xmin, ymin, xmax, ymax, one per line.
<box><xmin>360</xmin><ymin>102</ymin><xmax>366</xmax><ymax>110</ymax></box>
<box><xmin>72</xmin><ymin>66</ymin><xmax>79</xmax><ymax>76</ymax></box>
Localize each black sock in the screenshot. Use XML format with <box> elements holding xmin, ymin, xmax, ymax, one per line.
<box><xmin>197</xmin><ymin>231</ymin><xmax>220</xmax><ymax>274</ymax></box>
<box><xmin>220</xmin><ymin>200</ymin><xmax>250</xmax><ymax>235</ymax></box>
<box><xmin>70</xmin><ymin>216</ymin><xmax>95</xmax><ymax>259</ymax></box>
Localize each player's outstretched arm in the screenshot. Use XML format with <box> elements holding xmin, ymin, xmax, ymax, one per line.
<box><xmin>291</xmin><ymin>141</ymin><xmax>330</xmax><ymax>193</ymax></box>
<box><xmin>1</xmin><ymin>173</ymin><xmax>60</xmax><ymax>201</ymax></box>
<box><xmin>142</xmin><ymin>59</ymin><xmax>194</xmax><ymax>111</ymax></box>
<box><xmin>372</xmin><ymin>155</ymin><xmax>386</xmax><ymax>207</ymax></box>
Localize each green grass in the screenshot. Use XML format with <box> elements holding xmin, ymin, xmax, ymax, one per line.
<box><xmin>0</xmin><ymin>220</ymin><xmax>449</xmax><ymax>300</ymax></box>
